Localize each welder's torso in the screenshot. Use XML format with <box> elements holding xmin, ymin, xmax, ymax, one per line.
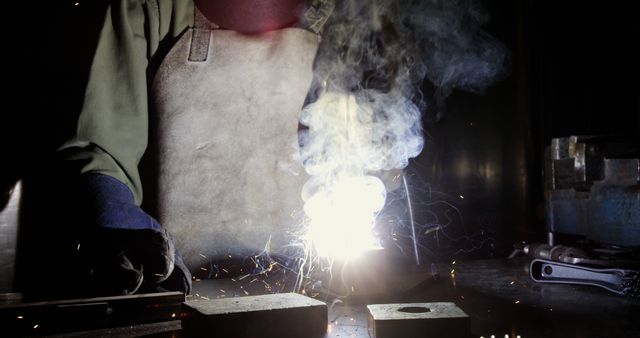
<box><xmin>151</xmin><ymin>10</ymin><xmax>318</xmax><ymax>269</ymax></box>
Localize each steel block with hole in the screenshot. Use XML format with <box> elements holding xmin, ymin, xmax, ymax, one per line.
<box><xmin>367</xmin><ymin>302</ymin><xmax>469</xmax><ymax>338</ymax></box>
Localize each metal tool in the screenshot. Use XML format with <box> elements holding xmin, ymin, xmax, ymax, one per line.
<box><xmin>511</xmin><ymin>242</ymin><xmax>639</xmax><ymax>268</ymax></box>
<box><xmin>524</xmin><ymin>243</ymin><xmax>588</xmax><ymax>262</ymax></box>
<box><xmin>530</xmin><ymin>259</ymin><xmax>640</xmax><ymax>298</ymax></box>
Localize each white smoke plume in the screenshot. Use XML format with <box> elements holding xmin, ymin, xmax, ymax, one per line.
<box><xmin>298</xmin><ymin>0</ymin><xmax>509</xmax><ymax>258</ymax></box>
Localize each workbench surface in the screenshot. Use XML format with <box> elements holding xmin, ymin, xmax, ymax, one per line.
<box><xmin>31</xmin><ymin>258</ymin><xmax>640</xmax><ymax>337</ymax></box>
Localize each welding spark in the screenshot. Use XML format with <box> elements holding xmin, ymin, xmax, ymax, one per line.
<box><xmin>424</xmin><ymin>226</ymin><xmax>441</xmax><ymax>235</ymax></box>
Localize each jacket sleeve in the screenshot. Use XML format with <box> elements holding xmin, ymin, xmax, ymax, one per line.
<box><xmin>57</xmin><ymin>0</ymin><xmax>194</xmax><ymax>205</ymax></box>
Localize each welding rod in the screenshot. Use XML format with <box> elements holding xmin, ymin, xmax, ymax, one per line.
<box><xmin>403</xmin><ymin>174</ymin><xmax>420</xmax><ymax>266</ymax></box>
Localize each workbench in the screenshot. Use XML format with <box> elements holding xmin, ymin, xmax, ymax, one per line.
<box><xmin>7</xmin><ymin>258</ymin><xmax>640</xmax><ymax>337</ymax></box>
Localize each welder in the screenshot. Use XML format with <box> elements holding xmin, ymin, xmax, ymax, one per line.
<box><xmin>41</xmin><ymin>0</ymin><xmax>333</xmax><ymax>297</ymax></box>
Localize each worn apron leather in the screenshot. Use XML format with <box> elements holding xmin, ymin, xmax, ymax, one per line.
<box><xmin>151</xmin><ymin>10</ymin><xmax>319</xmax><ymax>269</ymax></box>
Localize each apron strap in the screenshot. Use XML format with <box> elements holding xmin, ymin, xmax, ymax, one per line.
<box><xmin>189</xmin><ymin>8</ymin><xmax>219</xmax><ymax>62</ymax></box>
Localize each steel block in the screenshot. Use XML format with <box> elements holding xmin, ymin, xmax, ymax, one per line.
<box><xmin>182</xmin><ymin>293</ymin><xmax>327</xmax><ymax>338</ymax></box>
<box><xmin>367</xmin><ymin>302</ymin><xmax>469</xmax><ymax>338</ymax></box>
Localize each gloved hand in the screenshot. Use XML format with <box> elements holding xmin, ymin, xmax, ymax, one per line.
<box><xmin>79</xmin><ymin>173</ymin><xmax>191</xmax><ymax>295</ymax></box>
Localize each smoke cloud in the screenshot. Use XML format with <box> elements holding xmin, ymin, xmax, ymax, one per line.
<box><xmin>298</xmin><ymin>0</ymin><xmax>509</xmax><ymax>257</ymax></box>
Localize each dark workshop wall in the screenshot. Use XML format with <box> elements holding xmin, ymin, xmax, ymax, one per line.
<box><xmin>388</xmin><ymin>0</ymin><xmax>529</xmax><ymax>262</ymax></box>
<box><xmin>392</xmin><ymin>0</ymin><xmax>639</xmax><ymax>263</ymax></box>
<box><xmin>2</xmin><ymin>0</ymin><xmax>110</xmax><ymax>295</ymax></box>
<box><xmin>528</xmin><ymin>1</ymin><xmax>640</xmax><ymax>143</ymax></box>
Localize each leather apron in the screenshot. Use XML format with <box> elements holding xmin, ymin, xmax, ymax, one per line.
<box><xmin>150</xmin><ymin>9</ymin><xmax>319</xmax><ymax>269</ymax></box>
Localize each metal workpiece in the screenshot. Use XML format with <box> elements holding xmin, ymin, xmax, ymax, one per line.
<box><xmin>367</xmin><ymin>302</ymin><xmax>469</xmax><ymax>338</ymax></box>
<box><xmin>321</xmin><ymin>249</ymin><xmax>432</xmax><ymax>298</ymax></box>
<box><xmin>545</xmin><ymin>135</ymin><xmax>640</xmax><ymax>246</ymax></box>
<box><xmin>182</xmin><ymin>293</ymin><xmax>327</xmax><ymax>338</ymax></box>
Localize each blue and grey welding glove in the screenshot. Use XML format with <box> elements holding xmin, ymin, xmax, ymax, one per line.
<box><xmin>80</xmin><ymin>173</ymin><xmax>191</xmax><ymax>295</ymax></box>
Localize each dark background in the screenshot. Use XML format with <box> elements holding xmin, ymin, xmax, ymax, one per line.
<box><xmin>383</xmin><ymin>0</ymin><xmax>639</xmax><ymax>262</ymax></box>
<box><xmin>1</xmin><ymin>0</ymin><xmax>639</xmax><ymax>291</ymax></box>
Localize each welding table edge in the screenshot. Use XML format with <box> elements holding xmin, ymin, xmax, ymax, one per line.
<box><xmin>1</xmin><ymin>291</ymin><xmax>184</xmax><ymax>336</ymax></box>
<box><xmin>0</xmin><ymin>291</ymin><xmax>185</xmax><ymax>310</ymax></box>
